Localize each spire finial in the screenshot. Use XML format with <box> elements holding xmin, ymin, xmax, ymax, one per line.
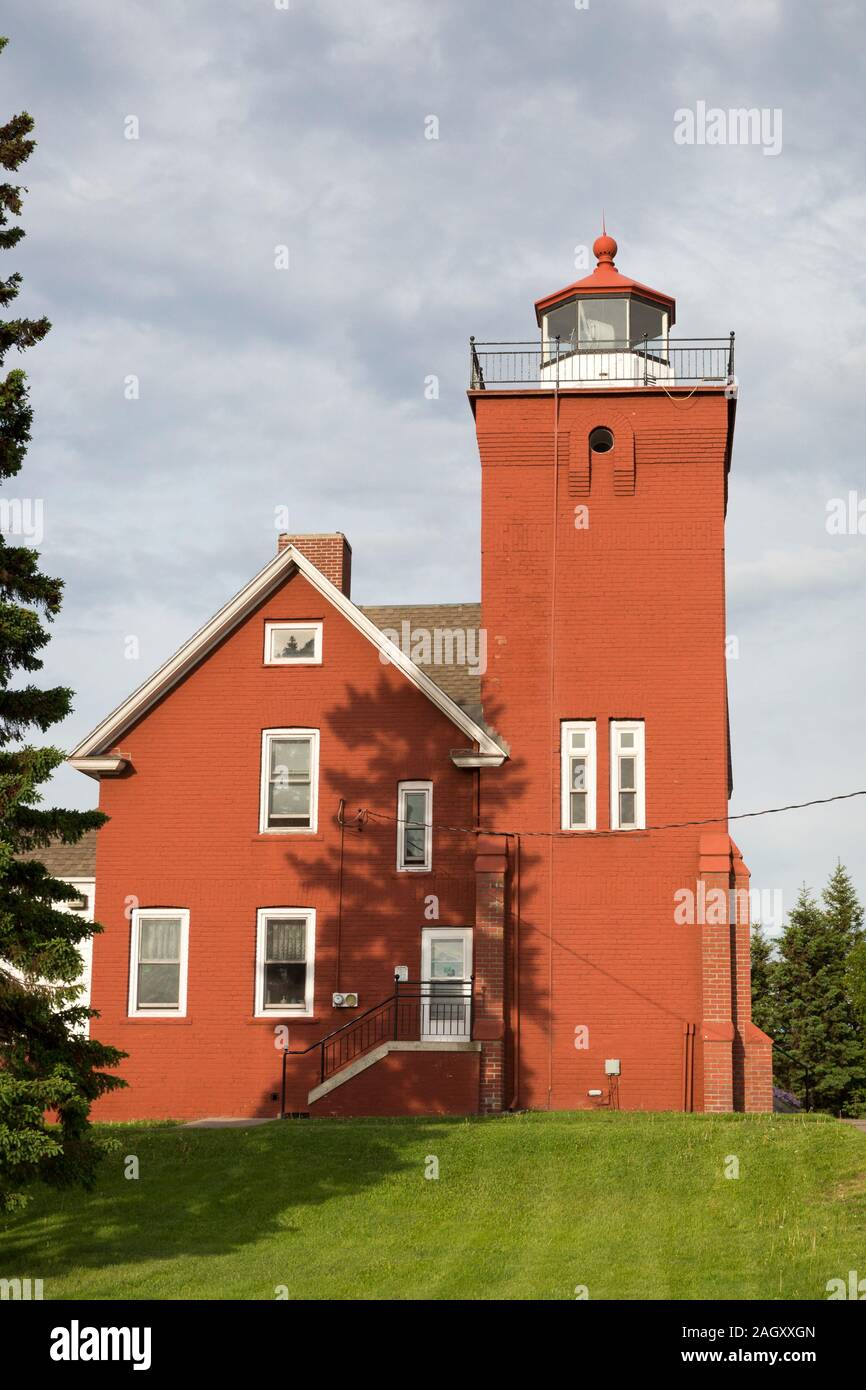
<box><xmin>593</xmin><ymin>220</ymin><xmax>617</xmax><ymax>266</ymax></box>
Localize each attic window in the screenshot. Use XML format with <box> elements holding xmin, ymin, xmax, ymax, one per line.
<box><xmin>265</xmin><ymin>621</ymin><xmax>322</xmax><ymax>665</ymax></box>
<box><xmin>589</xmin><ymin>427</ymin><xmax>614</xmax><ymax>453</ymax></box>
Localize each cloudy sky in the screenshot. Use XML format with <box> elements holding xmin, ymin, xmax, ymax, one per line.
<box><xmin>2</xmin><ymin>0</ymin><xmax>864</xmax><ymax>929</ymax></box>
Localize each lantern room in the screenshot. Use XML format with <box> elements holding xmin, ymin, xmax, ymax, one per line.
<box><xmin>468</xmin><ymin>229</ymin><xmax>735</xmax><ymax>392</ymax></box>
<box><xmin>534</xmin><ymin>230</ymin><xmax>676</xmax><ymax>388</ymax></box>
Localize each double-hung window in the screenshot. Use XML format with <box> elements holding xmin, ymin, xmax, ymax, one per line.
<box><xmin>260</xmin><ymin>729</ymin><xmax>319</xmax><ymax>832</ymax></box>
<box><xmin>128</xmin><ymin>909</ymin><xmax>190</xmax><ymax>1018</ymax></box>
<box><xmin>561</xmin><ymin>721</ymin><xmax>597</xmax><ymax>830</ymax></box>
<box><xmin>610</xmin><ymin>721</ymin><xmax>646</xmax><ymax>830</ymax></box>
<box><xmin>255</xmin><ymin>908</ymin><xmax>315</xmax><ymax>1016</ymax></box>
<box><xmin>397</xmin><ymin>781</ymin><xmax>432</xmax><ymax>871</ymax></box>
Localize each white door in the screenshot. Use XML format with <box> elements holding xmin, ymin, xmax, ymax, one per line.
<box><xmin>420</xmin><ymin>928</ymin><xmax>472</xmax><ymax>1041</ymax></box>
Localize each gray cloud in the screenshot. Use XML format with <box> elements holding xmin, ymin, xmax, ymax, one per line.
<box><xmin>2</xmin><ymin>0</ymin><xmax>865</xmax><ymax>925</ymax></box>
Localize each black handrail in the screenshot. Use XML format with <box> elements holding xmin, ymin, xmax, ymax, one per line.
<box><xmin>279</xmin><ymin>976</ymin><xmax>475</xmax><ymax>1115</ymax></box>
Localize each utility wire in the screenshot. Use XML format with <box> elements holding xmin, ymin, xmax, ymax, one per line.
<box><xmin>351</xmin><ymin>788</ymin><xmax>866</xmax><ymax>841</ymax></box>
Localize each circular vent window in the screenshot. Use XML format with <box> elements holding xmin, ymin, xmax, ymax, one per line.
<box><xmin>589</xmin><ymin>427</ymin><xmax>614</xmax><ymax>453</ymax></box>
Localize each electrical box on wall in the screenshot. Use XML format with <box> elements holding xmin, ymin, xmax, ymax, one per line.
<box><xmin>332</xmin><ymin>992</ymin><xmax>359</xmax><ymax>1008</ymax></box>
<box><xmin>605</xmin><ymin>1059</ymin><xmax>621</xmax><ymax>1075</ymax></box>
<box><xmin>394</xmin><ymin>965</ymin><xmax>409</xmax><ymax>982</ymax></box>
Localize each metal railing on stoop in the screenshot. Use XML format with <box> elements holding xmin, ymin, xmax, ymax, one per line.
<box><xmin>279</xmin><ymin>976</ymin><xmax>475</xmax><ymax>1116</ymax></box>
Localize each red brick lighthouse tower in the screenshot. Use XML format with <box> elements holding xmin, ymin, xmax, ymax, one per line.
<box><xmin>470</xmin><ymin>230</ymin><xmax>773</xmax><ymax>1113</ymax></box>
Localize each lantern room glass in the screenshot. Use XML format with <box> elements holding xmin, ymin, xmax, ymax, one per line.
<box><xmin>543</xmin><ymin>295</ymin><xmax>667</xmax><ymax>357</ymax></box>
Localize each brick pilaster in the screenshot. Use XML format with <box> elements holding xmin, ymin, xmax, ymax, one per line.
<box><xmin>730</xmin><ymin>838</ymin><xmax>773</xmax><ymax>1112</ymax></box>
<box><xmin>698</xmin><ymin>833</ymin><xmax>773</xmax><ymax>1113</ymax></box>
<box><xmin>730</xmin><ymin>840</ymin><xmax>750</xmax><ymax>1110</ymax></box>
<box><xmin>473</xmin><ymin>834</ymin><xmax>508</xmax><ymax>1114</ymax></box>
<box><xmin>742</xmin><ymin>1026</ymin><xmax>773</xmax><ymax>1111</ymax></box>
<box><xmin>699</xmin><ymin>833</ymin><xmax>735</xmax><ymax>1112</ymax></box>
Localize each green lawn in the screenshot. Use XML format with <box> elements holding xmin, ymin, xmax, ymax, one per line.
<box><xmin>2</xmin><ymin>1112</ymin><xmax>865</xmax><ymax>1300</ymax></box>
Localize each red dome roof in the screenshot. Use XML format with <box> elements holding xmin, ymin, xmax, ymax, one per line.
<box><xmin>534</xmin><ymin>229</ymin><xmax>676</xmax><ymax>327</ymax></box>
<box><xmin>593</xmin><ymin>232</ymin><xmax>618</xmax><ymax>263</ymax></box>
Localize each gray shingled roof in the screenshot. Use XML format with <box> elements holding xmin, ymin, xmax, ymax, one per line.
<box><xmin>17</xmin><ymin>829</ymin><xmax>97</xmax><ymax>878</ymax></box>
<box><xmin>360</xmin><ymin>603</ymin><xmax>482</xmax><ymax>715</ymax></box>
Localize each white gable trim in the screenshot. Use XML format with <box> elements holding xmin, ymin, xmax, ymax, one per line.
<box><xmin>69</xmin><ymin>546</ymin><xmax>506</xmax><ymax>764</ymax></box>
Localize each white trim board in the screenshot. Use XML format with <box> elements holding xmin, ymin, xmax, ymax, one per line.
<box><xmin>69</xmin><ymin>545</ymin><xmax>506</xmax><ymax>765</ymax></box>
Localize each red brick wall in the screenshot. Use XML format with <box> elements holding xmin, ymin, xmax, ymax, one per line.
<box><xmin>308</xmin><ymin>1048</ymin><xmax>480</xmax><ymax>1117</ymax></box>
<box><xmin>90</xmin><ymin>569</ymin><xmax>477</xmax><ymax>1120</ymax></box>
<box><xmin>473</xmin><ymin>388</ymin><xmax>738</xmax><ymax>1112</ymax></box>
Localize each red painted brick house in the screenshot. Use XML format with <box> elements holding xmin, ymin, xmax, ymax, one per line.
<box><xmin>69</xmin><ymin>233</ymin><xmax>773</xmax><ymax>1119</ymax></box>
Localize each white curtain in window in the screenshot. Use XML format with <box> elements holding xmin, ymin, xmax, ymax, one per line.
<box><xmin>139</xmin><ymin>917</ymin><xmax>180</xmax><ymax>961</ymax></box>
<box><xmin>266</xmin><ymin>918</ymin><xmax>306</xmax><ymax>962</ymax></box>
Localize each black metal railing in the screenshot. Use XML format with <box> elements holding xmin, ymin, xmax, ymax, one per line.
<box><xmin>469</xmin><ymin>334</ymin><xmax>735</xmax><ymax>389</ymax></box>
<box><xmin>280</xmin><ymin>976</ymin><xmax>475</xmax><ymax>1113</ymax></box>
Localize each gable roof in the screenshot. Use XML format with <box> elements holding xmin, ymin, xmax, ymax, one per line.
<box><xmin>17</xmin><ymin>830</ymin><xmax>97</xmax><ymax>879</ymax></box>
<box><xmin>360</xmin><ymin>603</ymin><xmax>482</xmax><ymax>714</ymax></box>
<box><xmin>69</xmin><ymin>549</ymin><xmax>504</xmax><ymax>768</ymax></box>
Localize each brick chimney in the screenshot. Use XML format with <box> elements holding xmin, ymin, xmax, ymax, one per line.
<box><xmin>277</xmin><ymin>533</ymin><xmax>352</xmax><ymax>598</ymax></box>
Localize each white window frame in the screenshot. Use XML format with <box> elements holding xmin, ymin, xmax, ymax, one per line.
<box><xmin>128</xmin><ymin>908</ymin><xmax>190</xmax><ymax>1018</ymax></box>
<box><xmin>264</xmin><ymin>620</ymin><xmax>323</xmax><ymax>666</ymax></box>
<box><xmin>254</xmin><ymin>908</ymin><xmax>316</xmax><ymax>1017</ymax></box>
<box><xmin>560</xmin><ymin>721</ymin><xmax>597</xmax><ymax>831</ymax></box>
<box><xmin>259</xmin><ymin>728</ymin><xmax>319</xmax><ymax>834</ymax></box>
<box><xmin>397</xmin><ymin>780</ymin><xmax>433</xmax><ymax>871</ymax></box>
<box><xmin>610</xmin><ymin>720</ymin><xmax>646</xmax><ymax>831</ymax></box>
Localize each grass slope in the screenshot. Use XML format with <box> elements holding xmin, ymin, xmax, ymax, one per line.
<box><xmin>2</xmin><ymin>1112</ymin><xmax>865</xmax><ymax>1300</ymax></box>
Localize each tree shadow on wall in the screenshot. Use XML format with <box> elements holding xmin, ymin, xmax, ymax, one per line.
<box><xmin>285</xmin><ymin>675</ymin><xmax>531</xmax><ymax>1021</ymax></box>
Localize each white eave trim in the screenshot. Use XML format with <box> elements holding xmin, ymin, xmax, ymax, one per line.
<box><xmin>68</xmin><ymin>546</ymin><xmax>507</xmax><ymax>765</ymax></box>
<box><xmin>67</xmin><ymin>756</ymin><xmax>129</xmax><ymax>780</ymax></box>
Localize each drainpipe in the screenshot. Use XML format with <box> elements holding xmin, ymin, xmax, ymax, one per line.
<box><xmin>508</xmin><ymin>833</ymin><xmax>521</xmax><ymax>1109</ymax></box>
<box><xmin>681</xmin><ymin>1023</ymin><xmax>690</xmax><ymax>1112</ymax></box>
<box><xmin>547</xmin><ymin>357</ymin><xmax>561</xmax><ymax>1109</ymax></box>
<box><xmin>335</xmin><ymin>799</ymin><xmax>346</xmax><ymax>990</ymax></box>
<box><xmin>682</xmin><ymin>1022</ymin><xmax>695</xmax><ymax>1112</ymax></box>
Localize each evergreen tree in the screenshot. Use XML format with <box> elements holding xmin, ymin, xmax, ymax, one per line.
<box><xmin>846</xmin><ymin>937</ymin><xmax>866</xmax><ymax>1033</ymax></box>
<box><xmin>0</xmin><ymin>35</ymin><xmax>124</xmax><ymax>1211</ymax></box>
<box><xmin>824</xmin><ymin>861</ymin><xmax>866</xmax><ymax>1108</ymax></box>
<box><xmin>772</xmin><ymin>875</ymin><xmax>866</xmax><ymax>1113</ymax></box>
<box><xmin>749</xmin><ymin>922</ymin><xmax>778</xmax><ymax>1039</ymax></box>
<box><xmin>822</xmin><ymin>859</ymin><xmax>865</xmax><ymax>946</ymax></box>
